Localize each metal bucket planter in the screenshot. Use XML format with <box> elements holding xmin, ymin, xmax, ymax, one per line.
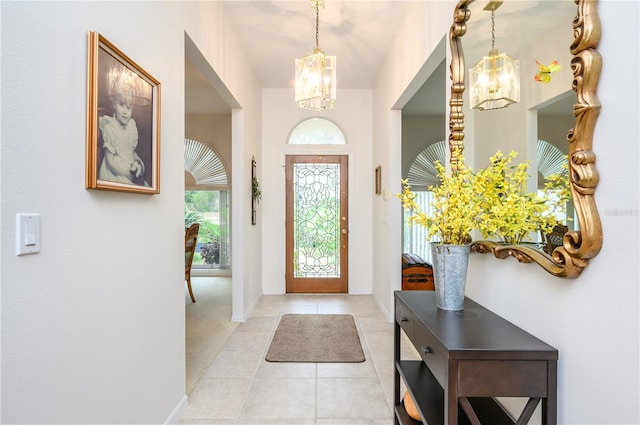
<box><xmin>431</xmin><ymin>243</ymin><xmax>471</xmax><ymax>310</ymax></box>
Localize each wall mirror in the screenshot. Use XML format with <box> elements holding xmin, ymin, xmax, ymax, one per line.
<box><xmin>448</xmin><ymin>0</ymin><xmax>602</xmax><ymax>278</ymax></box>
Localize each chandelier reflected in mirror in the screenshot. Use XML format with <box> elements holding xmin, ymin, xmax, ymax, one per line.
<box><xmin>469</xmin><ymin>1</ymin><xmax>520</xmax><ymax>111</ymax></box>
<box><xmin>295</xmin><ymin>0</ymin><xmax>336</xmax><ymax>110</ymax></box>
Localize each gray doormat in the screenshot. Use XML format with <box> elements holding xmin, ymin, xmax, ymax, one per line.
<box><xmin>265</xmin><ymin>314</ymin><xmax>365</xmax><ymax>363</ymax></box>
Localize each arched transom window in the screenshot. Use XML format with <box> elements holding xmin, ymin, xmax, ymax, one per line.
<box><xmin>537</xmin><ymin>138</ymin><xmax>567</xmax><ymax>178</ymax></box>
<box><xmin>288</xmin><ymin>118</ymin><xmax>346</xmax><ymax>145</ymax></box>
<box><xmin>407</xmin><ymin>140</ymin><xmax>447</xmax><ymax>189</ymax></box>
<box><xmin>184</xmin><ymin>138</ymin><xmax>228</xmax><ymax>187</ymax></box>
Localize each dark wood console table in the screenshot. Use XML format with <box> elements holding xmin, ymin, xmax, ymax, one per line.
<box><xmin>394</xmin><ymin>291</ymin><xmax>558</xmax><ymax>425</ymax></box>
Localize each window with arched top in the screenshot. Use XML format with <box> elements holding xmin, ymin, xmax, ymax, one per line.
<box><xmin>184</xmin><ymin>138</ymin><xmax>230</xmax><ymax>271</ymax></box>
<box><xmin>288</xmin><ymin>118</ymin><xmax>346</xmax><ymax>145</ymax></box>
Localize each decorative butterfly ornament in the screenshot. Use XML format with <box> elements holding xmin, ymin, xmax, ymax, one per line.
<box><xmin>534</xmin><ymin>60</ymin><xmax>561</xmax><ymax>84</ymax></box>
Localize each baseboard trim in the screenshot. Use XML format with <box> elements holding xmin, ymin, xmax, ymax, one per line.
<box><xmin>231</xmin><ymin>293</ymin><xmax>260</xmax><ymax>322</ymax></box>
<box><xmin>372</xmin><ymin>292</ymin><xmax>393</xmax><ymax>323</ymax></box>
<box><xmin>165</xmin><ymin>394</ymin><xmax>188</xmax><ymax>424</ymax></box>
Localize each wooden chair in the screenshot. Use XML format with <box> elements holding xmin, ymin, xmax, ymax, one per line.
<box><xmin>185</xmin><ymin>223</ymin><xmax>200</xmax><ymax>303</ymax></box>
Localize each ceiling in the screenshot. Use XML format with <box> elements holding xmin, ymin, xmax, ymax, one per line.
<box><xmin>185</xmin><ymin>0</ymin><xmax>577</xmax><ymax>115</ymax></box>
<box><xmin>186</xmin><ymin>0</ymin><xmax>410</xmax><ymax>114</ymax></box>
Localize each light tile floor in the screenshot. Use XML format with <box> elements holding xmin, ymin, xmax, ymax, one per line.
<box><xmin>181</xmin><ymin>292</ymin><xmax>420</xmax><ymax>425</ymax></box>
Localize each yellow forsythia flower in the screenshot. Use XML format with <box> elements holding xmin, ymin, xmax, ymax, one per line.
<box><xmin>398</xmin><ymin>149</ymin><xmax>571</xmax><ymax>246</ymax></box>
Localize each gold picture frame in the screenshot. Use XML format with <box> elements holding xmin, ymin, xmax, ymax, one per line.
<box><xmin>86</xmin><ymin>31</ymin><xmax>161</xmax><ymax>194</ymax></box>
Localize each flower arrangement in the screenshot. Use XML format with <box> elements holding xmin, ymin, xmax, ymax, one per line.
<box><xmin>474</xmin><ymin>150</ymin><xmax>570</xmax><ymax>244</ymax></box>
<box><xmin>398</xmin><ymin>149</ymin><xmax>481</xmax><ymax>245</ymax></box>
<box><xmin>398</xmin><ymin>149</ymin><xmax>570</xmax><ymax>246</ymax></box>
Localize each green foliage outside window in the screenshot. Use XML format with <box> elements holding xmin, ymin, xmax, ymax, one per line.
<box><xmin>185</xmin><ymin>190</ymin><xmax>227</xmax><ymax>266</ymax></box>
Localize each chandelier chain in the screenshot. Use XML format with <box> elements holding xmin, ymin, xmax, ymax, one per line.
<box><xmin>491</xmin><ymin>8</ymin><xmax>495</xmax><ymax>49</ymax></box>
<box><xmin>315</xmin><ymin>2</ymin><xmax>320</xmax><ymax>48</ymax></box>
<box><xmin>295</xmin><ymin>0</ymin><xmax>336</xmax><ymax>110</ymax></box>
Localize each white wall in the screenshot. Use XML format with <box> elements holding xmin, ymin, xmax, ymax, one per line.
<box><xmin>375</xmin><ymin>1</ymin><xmax>639</xmax><ymax>423</ymax></box>
<box><xmin>371</xmin><ymin>0</ymin><xmax>456</xmax><ymax>323</ymax></box>
<box><xmin>401</xmin><ymin>115</ymin><xmax>446</xmax><ymax>177</ymax></box>
<box><xmin>1</xmin><ymin>1</ymin><xmax>261</xmax><ymax>423</ymax></box>
<box><xmin>261</xmin><ymin>89</ymin><xmax>373</xmax><ymax>295</ymax></box>
<box><xmin>185</xmin><ymin>114</ymin><xmax>232</xmax><ymax>177</ymax></box>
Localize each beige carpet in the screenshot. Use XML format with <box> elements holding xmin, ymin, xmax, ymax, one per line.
<box><xmin>265</xmin><ymin>314</ymin><xmax>365</xmax><ymax>363</ymax></box>
<box><xmin>185</xmin><ymin>276</ymin><xmax>237</xmax><ymax>395</ymax></box>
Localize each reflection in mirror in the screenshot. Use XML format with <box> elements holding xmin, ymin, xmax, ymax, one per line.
<box><xmin>401</xmin><ymin>57</ymin><xmax>446</xmax><ymax>264</ymax></box>
<box><xmin>468</xmin><ymin>1</ymin><xmax>521</xmax><ymax>110</ymax></box>
<box><xmin>403</xmin><ymin>140</ymin><xmax>447</xmax><ymax>262</ymax></box>
<box><xmin>449</xmin><ymin>0</ymin><xmax>602</xmax><ymax>278</ymax></box>
<box><xmin>537</xmin><ymin>92</ymin><xmax>577</xmax><ymax>234</ymax></box>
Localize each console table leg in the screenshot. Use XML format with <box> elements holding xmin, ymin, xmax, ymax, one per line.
<box><xmin>459</xmin><ymin>397</ymin><xmax>481</xmax><ymax>425</ymax></box>
<box><xmin>393</xmin><ymin>321</ymin><xmax>401</xmax><ymax>425</ymax></box>
<box><xmin>446</xmin><ymin>368</ymin><xmax>459</xmax><ymax>425</ymax></box>
<box><xmin>543</xmin><ymin>359</ymin><xmax>558</xmax><ymax>424</ymax></box>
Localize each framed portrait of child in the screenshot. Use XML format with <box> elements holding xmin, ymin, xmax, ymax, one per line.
<box><xmin>86</xmin><ymin>31</ymin><xmax>161</xmax><ymax>194</ymax></box>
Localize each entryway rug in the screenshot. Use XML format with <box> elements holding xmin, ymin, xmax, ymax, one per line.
<box><xmin>265</xmin><ymin>314</ymin><xmax>365</xmax><ymax>363</ymax></box>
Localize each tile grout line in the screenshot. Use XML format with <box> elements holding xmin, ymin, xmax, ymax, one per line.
<box><xmin>220</xmin><ymin>309</ymin><xmax>281</xmax><ymax>424</ymax></box>
<box><xmin>354</xmin><ymin>310</ymin><xmax>396</xmax><ymax>417</ymax></box>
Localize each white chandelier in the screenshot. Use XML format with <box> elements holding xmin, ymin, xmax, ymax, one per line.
<box><xmin>295</xmin><ymin>0</ymin><xmax>336</xmax><ymax>110</ymax></box>
<box><xmin>469</xmin><ymin>1</ymin><xmax>520</xmax><ymax>111</ymax></box>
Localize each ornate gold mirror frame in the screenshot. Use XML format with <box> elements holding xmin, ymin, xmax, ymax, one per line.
<box><xmin>448</xmin><ymin>0</ymin><xmax>602</xmax><ymax>278</ymax></box>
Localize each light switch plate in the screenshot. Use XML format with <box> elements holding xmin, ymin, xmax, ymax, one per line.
<box><xmin>16</xmin><ymin>214</ymin><xmax>40</xmax><ymax>255</ymax></box>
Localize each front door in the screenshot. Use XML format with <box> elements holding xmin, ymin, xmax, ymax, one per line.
<box><xmin>285</xmin><ymin>155</ymin><xmax>349</xmax><ymax>293</ymax></box>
